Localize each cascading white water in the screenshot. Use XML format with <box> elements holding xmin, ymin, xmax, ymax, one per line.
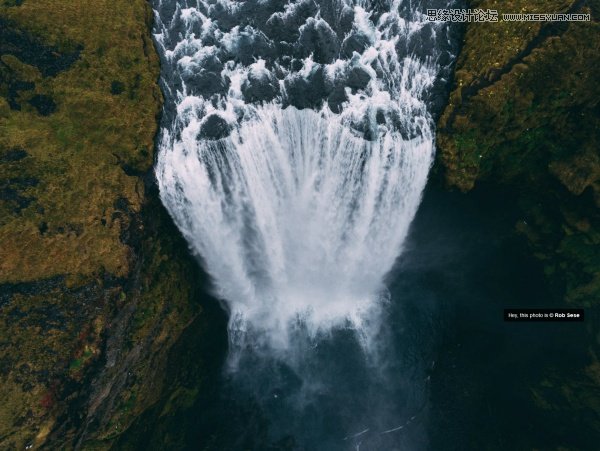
<box><xmin>152</xmin><ymin>0</ymin><xmax>455</xmax><ymax>352</ymax></box>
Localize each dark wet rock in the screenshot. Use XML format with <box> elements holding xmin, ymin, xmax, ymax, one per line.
<box><xmin>290</xmin><ymin>58</ymin><xmax>304</xmax><ymax>72</ymax></box>
<box><xmin>394</xmin><ymin>34</ymin><xmax>409</xmax><ymax>55</ymax></box>
<box><xmin>341</xmin><ymin>32</ymin><xmax>372</xmax><ymax>58</ymax></box>
<box><xmin>264</xmin><ymin>14</ymin><xmax>295</xmax><ymax>42</ymax></box>
<box><xmin>283</xmin><ymin>65</ymin><xmax>331</xmax><ymax>110</ymax></box>
<box><xmin>264</xmin><ymin>0</ymin><xmax>319</xmax><ymax>43</ymax></box>
<box><xmin>317</xmin><ymin>3</ymin><xmax>353</xmax><ymax>37</ymax></box>
<box><xmin>437</xmin><ymin>49</ymin><xmax>452</xmax><ymax>69</ymax></box>
<box><xmin>338</xmin><ymin>6</ymin><xmax>355</xmax><ymax>34</ymax></box>
<box><xmin>327</xmin><ymin>84</ymin><xmax>348</xmax><ymax>113</ymax></box>
<box><xmin>241</xmin><ymin>69</ymin><xmax>279</xmax><ymax>104</ymax></box>
<box><xmin>407</xmin><ymin>22</ymin><xmax>436</xmax><ymax>58</ymax></box>
<box><xmin>198</xmin><ymin>54</ymin><xmax>223</xmax><ymax>73</ymax></box>
<box><xmin>274</xmin><ymin>42</ymin><xmax>294</xmax><ymax>64</ymax></box>
<box><xmin>426</xmin><ymin>77</ymin><xmax>452</xmax><ymax>121</ymax></box>
<box><xmin>236</xmin><ymin>0</ymin><xmax>283</xmax><ymax>35</ymax></box>
<box><xmin>296</xmin><ymin>17</ymin><xmax>340</xmax><ymax>64</ymax></box>
<box><xmin>208</xmin><ymin>1</ymin><xmax>238</xmax><ymax>31</ymax></box>
<box><xmin>198</xmin><ymin>113</ymin><xmax>231</xmax><ymax>140</ymax></box>
<box><xmin>352</xmin><ymin>109</ymin><xmax>408</xmax><ymax>141</ymax></box>
<box><xmin>154</xmin><ymin>0</ymin><xmax>178</xmax><ymax>27</ymax></box>
<box><xmin>346</xmin><ymin>65</ymin><xmax>371</xmax><ymax>92</ymax></box>
<box><xmin>222</xmin><ymin>26</ymin><xmax>276</xmax><ymax>65</ymax></box>
<box><xmin>183</xmin><ymin>70</ymin><xmax>229</xmax><ymax>97</ymax></box>
<box><xmin>28</xmin><ymin>94</ymin><xmax>56</xmax><ymax>115</ymax></box>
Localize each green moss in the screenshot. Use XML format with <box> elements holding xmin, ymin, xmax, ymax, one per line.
<box><xmin>69</xmin><ymin>348</ymin><xmax>94</xmax><ymax>372</ymax></box>
<box><xmin>453</xmin><ymin>129</ymin><xmax>478</xmax><ymax>154</ymax></box>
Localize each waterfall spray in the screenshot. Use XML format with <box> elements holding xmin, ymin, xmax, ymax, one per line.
<box><xmin>152</xmin><ymin>0</ymin><xmax>455</xmax><ymax>355</ymax></box>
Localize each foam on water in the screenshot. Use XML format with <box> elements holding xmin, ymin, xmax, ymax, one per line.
<box><xmin>152</xmin><ymin>0</ymin><xmax>456</xmax><ymax>355</ymax></box>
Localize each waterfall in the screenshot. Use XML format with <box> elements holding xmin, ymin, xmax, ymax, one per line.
<box><xmin>152</xmin><ymin>0</ymin><xmax>456</xmax><ymax>353</ymax></box>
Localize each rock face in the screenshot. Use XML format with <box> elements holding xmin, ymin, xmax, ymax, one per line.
<box><xmin>2</xmin><ymin>0</ymin><xmax>599</xmax><ymax>447</ymax></box>
<box><xmin>437</xmin><ymin>0</ymin><xmax>600</xmax><ymax>443</ymax></box>
<box><xmin>0</xmin><ymin>1</ymin><xmax>222</xmax><ymax>449</ymax></box>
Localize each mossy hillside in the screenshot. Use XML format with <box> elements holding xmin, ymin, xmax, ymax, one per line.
<box><xmin>438</xmin><ymin>0</ymin><xmax>600</xmax><ymax>304</ymax></box>
<box><xmin>452</xmin><ymin>0</ymin><xmax>569</xmax><ymax>86</ymax></box>
<box><xmin>1</xmin><ymin>0</ymin><xmax>160</xmax><ymax>281</ymax></box>
<box><xmin>437</xmin><ymin>0</ymin><xmax>600</xmax><ymax>446</ymax></box>
<box><xmin>55</xmin><ymin>193</ymin><xmax>205</xmax><ymax>449</ymax></box>
<box><xmin>0</xmin><ymin>200</ymin><xmax>205</xmax><ymax>450</ymax></box>
<box><xmin>0</xmin><ymin>1</ymin><xmax>211</xmax><ymax>449</ymax></box>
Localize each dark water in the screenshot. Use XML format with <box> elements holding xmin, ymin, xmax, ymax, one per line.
<box><xmin>131</xmin><ymin>0</ymin><xmax>595</xmax><ymax>446</ymax></box>
<box><xmin>400</xmin><ymin>184</ymin><xmax>591</xmax><ymax>451</ymax></box>
<box><xmin>119</xmin><ymin>181</ymin><xmax>592</xmax><ymax>450</ymax></box>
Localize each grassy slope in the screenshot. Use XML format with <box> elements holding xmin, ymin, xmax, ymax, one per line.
<box><xmin>0</xmin><ymin>1</ymin><xmax>210</xmax><ymax>449</ymax></box>
<box><xmin>437</xmin><ymin>0</ymin><xmax>600</xmax><ymax>446</ymax></box>
<box><xmin>1</xmin><ymin>0</ymin><xmax>158</xmax><ymax>281</ymax></box>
